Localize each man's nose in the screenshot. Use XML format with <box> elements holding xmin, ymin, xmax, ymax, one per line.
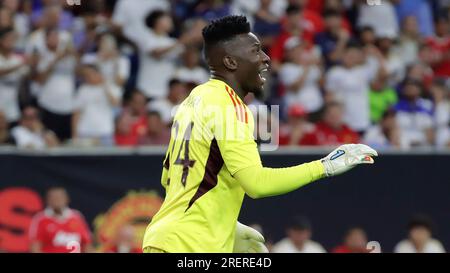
<box><xmin>262</xmin><ymin>50</ymin><xmax>271</xmax><ymax>64</ymax></box>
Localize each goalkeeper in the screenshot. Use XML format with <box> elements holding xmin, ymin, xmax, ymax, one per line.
<box><xmin>142</xmin><ymin>15</ymin><xmax>378</xmax><ymax>253</ymax></box>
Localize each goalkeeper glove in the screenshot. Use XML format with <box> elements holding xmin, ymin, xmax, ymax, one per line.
<box><xmin>321</xmin><ymin>144</ymin><xmax>378</xmax><ymax>177</ymax></box>
<box><xmin>233</xmin><ymin>222</ymin><xmax>269</xmax><ymax>253</ymax></box>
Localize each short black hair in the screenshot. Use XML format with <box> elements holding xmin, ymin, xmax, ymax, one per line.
<box><xmin>286</xmin><ymin>4</ymin><xmax>302</xmax><ymax>15</ymax></box>
<box><xmin>408</xmin><ymin>214</ymin><xmax>434</xmax><ymax>233</ymax></box>
<box><xmin>202</xmin><ymin>15</ymin><xmax>250</xmax><ymax>47</ymax></box>
<box><xmin>0</xmin><ymin>27</ymin><xmax>14</xmax><ymax>39</ymax></box>
<box><xmin>169</xmin><ymin>78</ymin><xmax>183</xmax><ymax>88</ymax></box>
<box><xmin>287</xmin><ymin>215</ymin><xmax>312</xmax><ymax>231</ymax></box>
<box><xmin>145</xmin><ymin>10</ymin><xmax>168</xmax><ymax>29</ymax></box>
<box><xmin>323</xmin><ymin>9</ymin><xmax>341</xmax><ymax>18</ymax></box>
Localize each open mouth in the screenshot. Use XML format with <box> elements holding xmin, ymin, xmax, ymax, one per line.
<box><xmin>258</xmin><ymin>66</ymin><xmax>269</xmax><ymax>84</ymax></box>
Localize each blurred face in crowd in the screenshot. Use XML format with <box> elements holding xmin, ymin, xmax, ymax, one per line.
<box><xmin>154</xmin><ymin>14</ymin><xmax>174</xmax><ymax>34</ymax></box>
<box><xmin>183</xmin><ymin>48</ymin><xmax>201</xmax><ymax>68</ymax></box>
<box><xmin>0</xmin><ymin>30</ymin><xmax>17</xmax><ymax>53</ymax></box>
<box><xmin>286</xmin><ymin>10</ymin><xmax>302</xmax><ymax>30</ymax></box>
<box><xmin>402</xmin><ymin>16</ymin><xmax>419</xmax><ymax>36</ymax></box>
<box><xmin>342</xmin><ymin>47</ymin><xmax>362</xmax><ymax>68</ymax></box>
<box><xmin>323</xmin><ymin>104</ymin><xmax>344</xmax><ymax>129</ymax></box>
<box><xmin>147</xmin><ymin>113</ymin><xmax>164</xmax><ymax>135</ymax></box>
<box><xmin>376</xmin><ymin>37</ymin><xmax>394</xmax><ymax>54</ymax></box>
<box><xmin>3</xmin><ymin>0</ymin><xmax>19</xmax><ymax>12</ymax></box>
<box><xmin>21</xmin><ymin>107</ymin><xmax>40</xmax><ymax>131</ymax></box>
<box><xmin>287</xmin><ymin>228</ymin><xmax>311</xmax><ymax>247</ymax></box>
<box><xmin>360</xmin><ymin>28</ymin><xmax>375</xmax><ymax>45</ymax></box>
<box><xmin>403</xmin><ymin>82</ymin><xmax>421</xmax><ymax>101</ymax></box>
<box><xmin>44</xmin><ymin>5</ymin><xmax>62</xmax><ymax>28</ymax></box>
<box><xmin>0</xmin><ymin>8</ymin><xmax>13</xmax><ymax>28</ymax></box>
<box><xmin>324</xmin><ymin>14</ymin><xmax>341</xmax><ymax>34</ymax></box>
<box><xmin>260</xmin><ymin>0</ymin><xmax>272</xmax><ymax>9</ymax></box>
<box><xmin>381</xmin><ymin>112</ymin><xmax>397</xmax><ymax>131</ymax></box>
<box><xmin>82</xmin><ymin>66</ymin><xmax>104</xmax><ymax>85</ymax></box>
<box><xmin>406</xmin><ymin>63</ymin><xmax>426</xmax><ymax>81</ymax></box>
<box><xmin>344</xmin><ymin>228</ymin><xmax>368</xmax><ymax>252</ymax></box>
<box><xmin>46</xmin><ymin>188</ymin><xmax>69</xmax><ymax>212</ymax></box>
<box><xmin>45</xmin><ymin>29</ymin><xmax>59</xmax><ymax>51</ymax></box>
<box><xmin>99</xmin><ymin>34</ymin><xmax>118</xmax><ymax>58</ymax></box>
<box><xmin>435</xmin><ymin>18</ymin><xmax>449</xmax><ymax>37</ymax></box>
<box><xmin>168</xmin><ymin>82</ymin><xmax>188</xmax><ymax>104</ymax></box>
<box><xmin>409</xmin><ymin>226</ymin><xmax>432</xmax><ymax>249</ymax></box>
<box><xmin>129</xmin><ymin>92</ymin><xmax>147</xmax><ymax>116</ymax></box>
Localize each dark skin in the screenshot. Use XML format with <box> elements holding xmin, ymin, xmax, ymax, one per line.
<box><xmin>205</xmin><ymin>32</ymin><xmax>270</xmax><ymax>100</ymax></box>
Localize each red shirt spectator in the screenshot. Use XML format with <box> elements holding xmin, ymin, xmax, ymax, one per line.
<box><xmin>29</xmin><ymin>208</ymin><xmax>92</xmax><ymax>253</ymax></box>
<box><xmin>301</xmin><ymin>102</ymin><xmax>360</xmax><ymax>146</ymax></box>
<box><xmin>115</xmin><ymin>92</ymin><xmax>149</xmax><ymax>146</ymax></box>
<box><xmin>423</xmin><ymin>18</ymin><xmax>450</xmax><ymax>77</ymax></box>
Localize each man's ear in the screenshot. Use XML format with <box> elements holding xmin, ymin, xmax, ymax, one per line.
<box><xmin>223</xmin><ymin>55</ymin><xmax>238</xmax><ymax>71</ymax></box>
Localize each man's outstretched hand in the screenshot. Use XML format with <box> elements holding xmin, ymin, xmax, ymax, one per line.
<box><xmin>321</xmin><ymin>144</ymin><xmax>378</xmax><ymax>177</ymax></box>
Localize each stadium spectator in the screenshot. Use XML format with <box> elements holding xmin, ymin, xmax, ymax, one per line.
<box><xmin>397</xmin><ymin>16</ymin><xmax>422</xmax><ymax>67</ymax></box>
<box><xmin>375</xmin><ymin>35</ymin><xmax>406</xmax><ymax>87</ymax></box>
<box><xmin>278</xmin><ymin>104</ymin><xmax>314</xmax><ymax>146</ymax></box>
<box><xmin>0</xmin><ymin>26</ymin><xmax>29</xmax><ymax>126</ymax></box>
<box><xmin>137</xmin><ymin>111</ymin><xmax>171</xmax><ymax>146</ymax></box>
<box><xmin>1</xmin><ymin>0</ymin><xmax>30</xmax><ymax>51</ymax></box>
<box><xmin>111</xmin><ymin>0</ymin><xmax>170</xmax><ymax>45</ymax></box>
<box><xmin>148</xmin><ymin>79</ymin><xmax>189</xmax><ymax>125</ymax></box>
<box><xmin>174</xmin><ymin>45</ymin><xmax>210</xmax><ymax>86</ymax></box>
<box><xmin>115</xmin><ymin>91</ymin><xmax>149</xmax><ymax>147</ymax></box>
<box><xmin>363</xmin><ymin>109</ymin><xmax>402</xmax><ymax>150</ymax></box>
<box><xmin>272</xmin><ymin>215</ymin><xmax>326</xmax><ymax>253</ymax></box>
<box><xmin>357</xmin><ymin>0</ymin><xmax>399</xmax><ymax>39</ymax></box>
<box><xmin>269</xmin><ymin>4</ymin><xmax>312</xmax><ymax>72</ymax></box>
<box><xmin>394</xmin><ymin>215</ymin><xmax>445</xmax><ymax>253</ymax></box>
<box><xmin>33</xmin><ymin>27</ymin><xmax>76</xmax><ymax>141</ymax></box>
<box><xmin>422</xmin><ymin>16</ymin><xmax>450</xmax><ymax>78</ymax></box>
<box><xmin>72</xmin><ymin>64</ymin><xmax>121</xmax><ymax>146</ymax></box>
<box><xmin>368</xmin><ymin>73</ymin><xmax>398</xmax><ymax>124</ymax></box>
<box><xmin>314</xmin><ymin>9</ymin><xmax>350</xmax><ymax>68</ymax></box>
<box><xmin>358</xmin><ymin>26</ymin><xmax>376</xmax><ymax>48</ymax></box>
<box><xmin>252</xmin><ymin>0</ymin><xmax>282</xmax><ymax>48</ymax></box>
<box><xmin>430</xmin><ymin>80</ymin><xmax>450</xmax><ymax>148</ymax></box>
<box><xmin>11</xmin><ymin>106</ymin><xmax>59</xmax><ymax>149</ymax></box>
<box><xmin>332</xmin><ymin>227</ymin><xmax>370</xmax><ymax>253</ymax></box>
<box><xmin>394</xmin><ymin>78</ymin><xmax>435</xmax><ymax>148</ymax></box>
<box><xmin>29</xmin><ymin>187</ymin><xmax>93</xmax><ymax>253</ymax></box>
<box><xmin>81</xmin><ymin>33</ymin><xmax>130</xmax><ymax>94</ymax></box>
<box><xmin>279</xmin><ymin>36</ymin><xmax>323</xmax><ymax>115</ymax></box>
<box><xmin>30</xmin><ymin>1</ymin><xmax>74</xmax><ymax>31</ymax></box>
<box><xmin>0</xmin><ymin>111</ymin><xmax>15</xmax><ymax>145</ymax></box>
<box><xmin>325</xmin><ymin>42</ymin><xmax>382</xmax><ymax>133</ymax></box>
<box><xmin>104</xmin><ymin>224</ymin><xmax>142</xmax><ymax>253</ymax></box>
<box><xmin>301</xmin><ymin>102</ymin><xmax>360</xmax><ymax>146</ymax></box>
<box><xmin>136</xmin><ymin>10</ymin><xmax>203</xmax><ymax>100</ymax></box>
<box><xmin>395</xmin><ymin>0</ymin><xmax>435</xmax><ymax>37</ymax></box>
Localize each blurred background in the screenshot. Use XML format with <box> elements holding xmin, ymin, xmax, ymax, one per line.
<box><xmin>0</xmin><ymin>0</ymin><xmax>449</xmax><ymax>253</ymax></box>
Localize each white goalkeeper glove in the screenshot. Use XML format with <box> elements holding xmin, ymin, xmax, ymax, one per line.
<box><xmin>233</xmin><ymin>222</ymin><xmax>269</xmax><ymax>253</ymax></box>
<box><xmin>321</xmin><ymin>144</ymin><xmax>378</xmax><ymax>177</ymax></box>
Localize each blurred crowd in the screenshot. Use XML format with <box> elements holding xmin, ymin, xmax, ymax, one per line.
<box><xmin>15</xmin><ymin>186</ymin><xmax>446</xmax><ymax>253</ymax></box>
<box><xmin>0</xmin><ymin>0</ymin><xmax>449</xmax><ymax>150</ymax></box>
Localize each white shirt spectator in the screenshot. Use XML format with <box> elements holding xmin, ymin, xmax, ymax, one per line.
<box><xmin>112</xmin><ymin>0</ymin><xmax>170</xmax><ymax>44</ymax></box>
<box><xmin>279</xmin><ymin>63</ymin><xmax>323</xmax><ymax>113</ymax></box>
<box><xmin>174</xmin><ymin>66</ymin><xmax>209</xmax><ymax>85</ymax></box>
<box><xmin>0</xmin><ymin>53</ymin><xmax>27</xmax><ymax>123</ymax></box>
<box><xmin>74</xmin><ymin>84</ymin><xmax>122</xmax><ymax>138</ymax></box>
<box><xmin>81</xmin><ymin>53</ymin><xmax>130</xmax><ymax>93</ymax></box>
<box><xmin>36</xmin><ymin>51</ymin><xmax>76</xmax><ymax>115</ymax></box>
<box><xmin>11</xmin><ymin>126</ymin><xmax>46</xmax><ymax>149</ymax></box>
<box><xmin>231</xmin><ymin>0</ymin><xmax>287</xmax><ymax>26</ymax></box>
<box><xmin>272</xmin><ymin>238</ymin><xmax>327</xmax><ymax>253</ymax></box>
<box><xmin>325</xmin><ymin>58</ymin><xmax>378</xmax><ymax>131</ymax></box>
<box><xmin>25</xmin><ymin>29</ymin><xmax>72</xmax><ymax>56</ymax></box>
<box><xmin>395</xmin><ymin>99</ymin><xmax>434</xmax><ymax>147</ymax></box>
<box><xmin>394</xmin><ymin>239</ymin><xmax>446</xmax><ymax>253</ymax></box>
<box><xmin>136</xmin><ymin>29</ymin><xmax>184</xmax><ymax>99</ymax></box>
<box><xmin>357</xmin><ymin>1</ymin><xmax>399</xmax><ymax>38</ymax></box>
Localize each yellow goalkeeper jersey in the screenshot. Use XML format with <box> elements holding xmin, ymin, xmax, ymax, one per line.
<box><xmin>142</xmin><ymin>79</ymin><xmax>262</xmax><ymax>253</ymax></box>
